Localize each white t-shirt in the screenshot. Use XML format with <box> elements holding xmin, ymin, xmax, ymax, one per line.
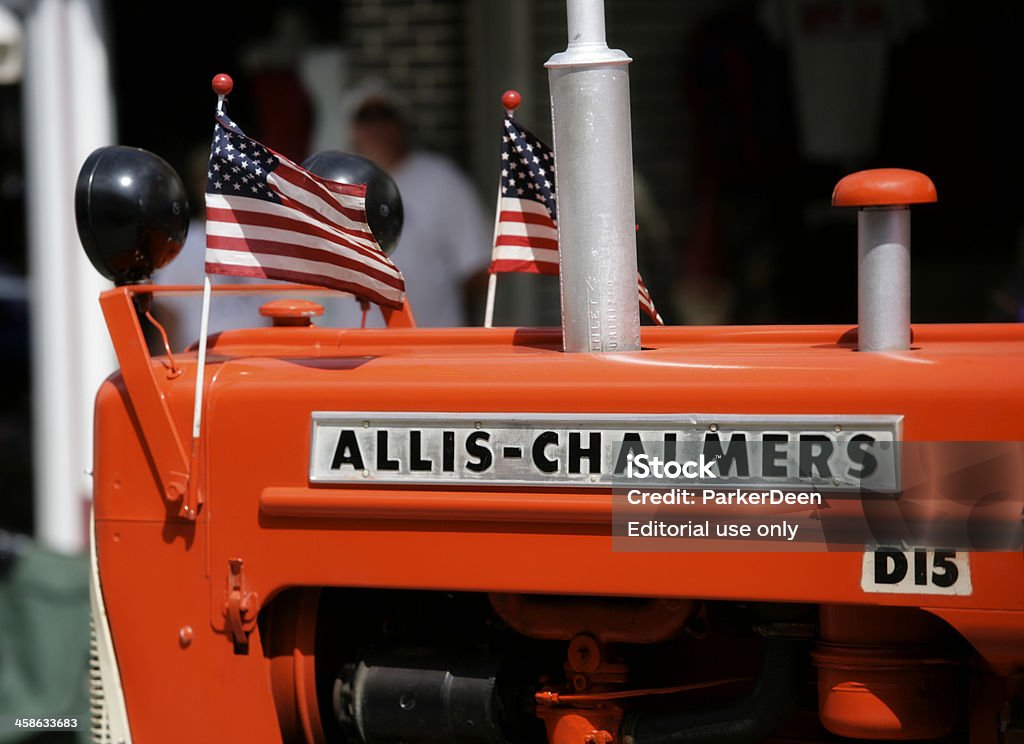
<box><xmin>394</xmin><ymin>151</ymin><xmax>491</xmax><ymax>326</ymax></box>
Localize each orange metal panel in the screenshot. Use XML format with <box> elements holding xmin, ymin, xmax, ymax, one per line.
<box><xmin>92</xmin><ymin>285</ymin><xmax>1024</xmax><ymax>742</ymax></box>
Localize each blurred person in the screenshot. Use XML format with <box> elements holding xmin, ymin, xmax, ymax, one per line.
<box><xmin>342</xmin><ymin>83</ymin><xmax>490</xmax><ymax>327</ymax></box>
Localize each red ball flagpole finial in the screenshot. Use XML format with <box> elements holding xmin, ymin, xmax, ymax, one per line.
<box><xmin>501</xmin><ymin>90</ymin><xmax>521</xmax><ymax>113</ymax></box>
<box><xmin>212</xmin><ymin>73</ymin><xmax>233</xmax><ymax>97</ymax></box>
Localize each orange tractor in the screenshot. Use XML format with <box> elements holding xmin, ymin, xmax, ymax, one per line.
<box><xmin>78</xmin><ymin>3</ymin><xmax>1023</xmax><ymax>743</ymax></box>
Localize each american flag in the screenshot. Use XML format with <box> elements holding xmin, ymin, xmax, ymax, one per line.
<box><xmin>638</xmin><ymin>273</ymin><xmax>663</xmax><ymax>325</ymax></box>
<box><xmin>204</xmin><ymin>114</ymin><xmax>405</xmax><ymax>309</ymax></box>
<box><xmin>490</xmin><ymin>115</ymin><xmax>559</xmax><ymax>275</ymax></box>
<box><xmin>490</xmin><ymin>114</ymin><xmax>664</xmax><ymax>325</ymax></box>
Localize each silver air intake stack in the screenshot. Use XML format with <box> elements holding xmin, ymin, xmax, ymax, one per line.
<box><xmin>547</xmin><ymin>0</ymin><xmax>640</xmax><ymax>353</ymax></box>
<box><xmin>832</xmin><ymin>169</ymin><xmax>937</xmax><ymax>352</ymax></box>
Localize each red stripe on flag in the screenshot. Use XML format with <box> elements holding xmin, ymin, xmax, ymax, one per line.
<box><xmin>273</xmin><ymin>155</ymin><xmax>368</xmax><ymax>200</ymax></box>
<box><xmin>497</xmin><ymin>210</ymin><xmax>557</xmax><ymax>227</ymax></box>
<box><xmin>273</xmin><ymin>161</ymin><xmax>371</xmax><ymax>225</ymax></box>
<box><xmin>205</xmin><ymin>263</ymin><xmax>402</xmax><ymax>309</ymax></box>
<box><xmin>494</xmin><ymin>235</ymin><xmax>559</xmax><ymax>251</ymax></box>
<box><xmin>489</xmin><ymin>259</ymin><xmax>560</xmax><ymax>276</ymax></box>
<box><xmin>205</xmin><ymin>205</ymin><xmax>388</xmax><ymax>267</ymax></box>
<box><xmin>207</xmin><ymin>203</ymin><xmax>374</xmax><ymax>245</ymax></box>
<box><xmin>206</xmin><ymin>234</ymin><xmax>405</xmax><ymax>290</ymax></box>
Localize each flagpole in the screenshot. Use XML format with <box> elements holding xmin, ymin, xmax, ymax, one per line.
<box><xmin>191</xmin><ymin>276</ymin><xmax>212</xmax><ymax>439</ymax></box>
<box><xmin>483</xmin><ymin>273</ymin><xmax>497</xmax><ymax>328</ymax></box>
<box><xmin>483</xmin><ymin>195</ymin><xmax>500</xmax><ymax>328</ymax></box>
<box><xmin>191</xmin><ymin>74</ymin><xmax>232</xmax><ymax>447</ymax></box>
<box><xmin>484</xmin><ymin>89</ymin><xmax>522</xmax><ymax>328</ymax></box>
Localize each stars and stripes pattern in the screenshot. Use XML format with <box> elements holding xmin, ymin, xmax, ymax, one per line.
<box><xmin>491</xmin><ymin>115</ymin><xmax>559</xmax><ymax>275</ymax></box>
<box><xmin>204</xmin><ymin>114</ymin><xmax>405</xmax><ymax>309</ymax></box>
<box><xmin>637</xmin><ymin>273</ymin><xmax>663</xmax><ymax>325</ymax></box>
<box><xmin>490</xmin><ymin>114</ymin><xmax>664</xmax><ymax>325</ymax></box>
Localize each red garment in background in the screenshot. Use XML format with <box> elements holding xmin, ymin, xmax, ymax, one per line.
<box><xmin>248</xmin><ymin>68</ymin><xmax>314</xmax><ymax>163</ymax></box>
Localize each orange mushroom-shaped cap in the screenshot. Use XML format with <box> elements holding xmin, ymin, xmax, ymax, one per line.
<box><xmin>259</xmin><ymin>299</ymin><xmax>324</xmax><ymax>326</ymax></box>
<box><xmin>832</xmin><ymin>168</ymin><xmax>937</xmax><ymax>207</ymax></box>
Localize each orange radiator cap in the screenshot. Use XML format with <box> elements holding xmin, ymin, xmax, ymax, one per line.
<box><xmin>832</xmin><ymin>168</ymin><xmax>937</xmax><ymax>207</ymax></box>
<box><xmin>259</xmin><ymin>298</ymin><xmax>325</xmax><ymax>327</ymax></box>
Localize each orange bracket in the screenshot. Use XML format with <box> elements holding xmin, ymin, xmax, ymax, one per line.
<box><xmin>223</xmin><ymin>558</ymin><xmax>259</xmax><ymax>650</ymax></box>
<box><xmin>99</xmin><ymin>286</ymin><xmax>196</xmax><ymax>519</ymax></box>
<box><xmin>381</xmin><ymin>300</ymin><xmax>416</xmax><ymax>328</ymax></box>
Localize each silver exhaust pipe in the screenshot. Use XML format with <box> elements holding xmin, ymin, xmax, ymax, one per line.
<box><xmin>546</xmin><ymin>0</ymin><xmax>640</xmax><ymax>353</ymax></box>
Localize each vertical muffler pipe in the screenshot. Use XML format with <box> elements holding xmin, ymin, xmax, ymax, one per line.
<box><xmin>832</xmin><ymin>169</ymin><xmax>937</xmax><ymax>351</ymax></box>
<box><xmin>546</xmin><ymin>0</ymin><xmax>640</xmax><ymax>352</ymax></box>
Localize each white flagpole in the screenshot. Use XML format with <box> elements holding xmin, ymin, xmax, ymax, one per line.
<box><xmin>483</xmin><ymin>182</ymin><xmax>501</xmax><ymax>327</ymax></box>
<box><xmin>483</xmin><ymin>272</ymin><xmax>498</xmax><ymax>327</ymax></box>
<box><xmin>191</xmin><ymin>275</ymin><xmax>212</xmax><ymax>439</ymax></box>
<box><xmin>484</xmin><ymin>90</ymin><xmax>523</xmax><ymax>328</ymax></box>
<box><xmin>192</xmin><ymin>74</ymin><xmax>232</xmax><ymax>444</ymax></box>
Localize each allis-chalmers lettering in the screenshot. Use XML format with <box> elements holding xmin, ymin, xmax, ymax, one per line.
<box><xmin>328</xmin><ymin>426</ymin><xmax>882</xmax><ymax>481</ymax></box>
